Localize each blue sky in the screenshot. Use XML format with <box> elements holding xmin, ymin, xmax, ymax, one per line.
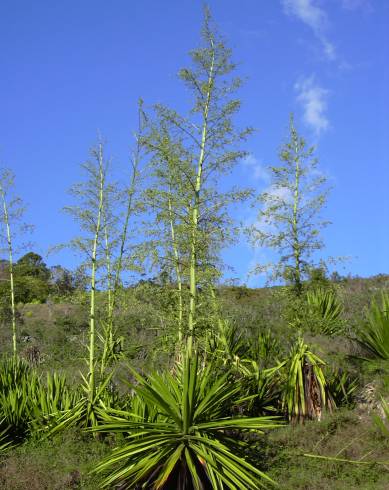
<box><xmin>0</xmin><ymin>0</ymin><xmax>388</xmax><ymax>285</ymax></box>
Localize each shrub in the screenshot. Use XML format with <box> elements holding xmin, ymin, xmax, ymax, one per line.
<box><xmin>281</xmin><ymin>336</ymin><xmax>328</xmax><ymax>423</ymax></box>
<box><xmin>92</xmin><ymin>352</ymin><xmax>280</xmax><ymax>489</ymax></box>
<box><xmin>0</xmin><ymin>357</ymin><xmax>80</xmax><ymax>447</ymax></box>
<box><xmin>357</xmin><ymin>293</ymin><xmax>389</xmax><ymax>360</ymax></box>
<box><xmin>307</xmin><ymin>288</ymin><xmax>344</xmax><ymax>335</ymax></box>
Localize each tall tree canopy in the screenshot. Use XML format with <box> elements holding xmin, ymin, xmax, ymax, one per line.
<box><xmin>143</xmin><ymin>8</ymin><xmax>252</xmax><ymax>350</ymax></box>
<box><xmin>250</xmin><ymin>114</ymin><xmax>330</xmax><ymax>294</ymax></box>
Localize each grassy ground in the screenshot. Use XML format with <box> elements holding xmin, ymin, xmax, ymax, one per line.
<box><xmin>0</xmin><ymin>430</ymin><xmax>109</xmax><ymax>489</ymax></box>
<box><xmin>1</xmin><ymin>411</ymin><xmax>387</xmax><ymax>489</ymax></box>
<box><xmin>265</xmin><ymin>410</ymin><xmax>389</xmax><ymax>489</ymax></box>
<box><xmin>0</xmin><ymin>274</ymin><xmax>388</xmax><ymax>488</ymax></box>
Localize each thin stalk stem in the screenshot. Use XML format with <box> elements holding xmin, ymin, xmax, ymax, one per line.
<box><xmin>168</xmin><ymin>191</ymin><xmax>183</xmax><ymax>343</ymax></box>
<box><xmin>103</xmin><ymin>209</ymin><xmax>113</xmax><ymax>323</ymax></box>
<box><xmin>0</xmin><ymin>186</ymin><xmax>17</xmax><ymax>357</ymax></box>
<box><xmin>111</xmin><ymin>165</ymin><xmax>136</xmax><ymax>312</ymax></box>
<box><xmin>89</xmin><ymin>143</ymin><xmax>105</xmax><ymax>399</ymax></box>
<box><xmin>291</xmin><ymin>117</ymin><xmax>302</xmax><ymax>295</ymax></box>
<box><xmin>100</xmin><ymin>206</ymin><xmax>113</xmax><ymax>376</ymax></box>
<box><xmin>110</xmin><ymin>102</ymin><xmax>143</xmax><ymax>320</ymax></box>
<box><xmin>187</xmin><ymin>40</ymin><xmax>215</xmax><ymax>357</ymax></box>
<box><xmin>101</xmin><ymin>103</ymin><xmax>143</xmax><ymax>374</ymax></box>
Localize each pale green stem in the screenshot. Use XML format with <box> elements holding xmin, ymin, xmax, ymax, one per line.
<box><xmin>187</xmin><ymin>41</ymin><xmax>215</xmax><ymax>356</ymax></box>
<box><xmin>110</xmin><ymin>106</ymin><xmax>142</xmax><ymax>321</ymax></box>
<box><xmin>100</xmin><ymin>207</ymin><xmax>113</xmax><ymax>376</ymax></box>
<box><xmin>111</xmin><ymin>166</ymin><xmax>136</xmax><ymax>312</ymax></box>
<box><xmin>103</xmin><ymin>210</ymin><xmax>113</xmax><ymax>322</ymax></box>
<box><xmin>89</xmin><ymin>143</ymin><xmax>105</xmax><ymax>399</ymax></box>
<box><xmin>168</xmin><ymin>191</ymin><xmax>183</xmax><ymax>343</ymax></box>
<box><xmin>292</xmin><ymin>121</ymin><xmax>302</xmax><ymax>294</ymax></box>
<box><xmin>101</xmin><ymin>116</ymin><xmax>141</xmax><ymax>374</ymax></box>
<box><xmin>0</xmin><ymin>187</ymin><xmax>17</xmax><ymax>357</ymax></box>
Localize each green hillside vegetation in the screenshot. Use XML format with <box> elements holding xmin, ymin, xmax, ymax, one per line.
<box><xmin>0</xmin><ymin>273</ymin><xmax>388</xmax><ymax>488</ymax></box>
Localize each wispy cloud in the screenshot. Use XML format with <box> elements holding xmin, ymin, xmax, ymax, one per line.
<box><xmin>249</xmin><ymin>185</ymin><xmax>293</xmax><ymax>235</ymax></box>
<box><xmin>245</xmin><ymin>185</ymin><xmax>293</xmax><ymax>286</ymax></box>
<box><xmin>246</xmin><ymin>247</ymin><xmax>269</xmax><ymax>287</ymax></box>
<box><xmin>242</xmin><ymin>154</ymin><xmax>270</xmax><ymax>182</ymax></box>
<box><xmin>281</xmin><ymin>0</ymin><xmax>336</xmax><ymax>60</ymax></box>
<box><xmin>295</xmin><ymin>76</ymin><xmax>330</xmax><ymax>136</ymax></box>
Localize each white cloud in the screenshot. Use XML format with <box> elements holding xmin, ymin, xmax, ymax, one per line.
<box><xmin>246</xmin><ymin>247</ymin><xmax>269</xmax><ymax>287</ymax></box>
<box><xmin>266</xmin><ymin>185</ymin><xmax>293</xmax><ymax>204</ymax></box>
<box><xmin>322</xmin><ymin>39</ymin><xmax>336</xmax><ymax>61</ymax></box>
<box><xmin>295</xmin><ymin>76</ymin><xmax>330</xmax><ymax>136</ymax></box>
<box><xmin>282</xmin><ymin>0</ymin><xmax>327</xmax><ymax>31</ymax></box>
<box><xmin>251</xmin><ymin>185</ymin><xmax>293</xmax><ymax>233</ymax></box>
<box><xmin>242</xmin><ymin>154</ymin><xmax>270</xmax><ymax>182</ymax></box>
<box><xmin>256</xmin><ymin>186</ymin><xmax>293</xmax><ymax>230</ymax></box>
<box><xmin>245</xmin><ymin>184</ymin><xmax>293</xmax><ymax>286</ymax></box>
<box><xmin>281</xmin><ymin>0</ymin><xmax>336</xmax><ymax>60</ymax></box>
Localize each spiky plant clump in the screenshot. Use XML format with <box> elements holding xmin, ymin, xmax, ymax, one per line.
<box><xmin>30</xmin><ymin>372</ymin><xmax>82</xmax><ymax>432</ymax></box>
<box><xmin>249</xmin><ymin>331</ymin><xmax>282</xmax><ymax>369</ymax></box>
<box><xmin>357</xmin><ymin>292</ymin><xmax>389</xmax><ymax>360</ymax></box>
<box><xmin>208</xmin><ymin>318</ymin><xmax>248</xmax><ymax>368</ymax></box>
<box><xmin>237</xmin><ymin>361</ymin><xmax>283</xmax><ymax>417</ymax></box>
<box><xmin>306</xmin><ymin>287</ymin><xmax>344</xmax><ymax>335</ymax></box>
<box><xmin>281</xmin><ymin>337</ymin><xmax>327</xmax><ymax>423</ymax></box>
<box><xmin>48</xmin><ymin>370</ymin><xmax>115</xmax><ymax>435</ymax></box>
<box><xmin>92</xmin><ymin>352</ymin><xmax>280</xmax><ymax>489</ymax></box>
<box><xmin>0</xmin><ymin>357</ymin><xmax>82</xmax><ymax>445</ymax></box>
<box><xmin>325</xmin><ymin>368</ymin><xmax>358</xmax><ymax>409</ymax></box>
<box><xmin>0</xmin><ymin>357</ymin><xmax>40</xmax><ymax>444</ymax></box>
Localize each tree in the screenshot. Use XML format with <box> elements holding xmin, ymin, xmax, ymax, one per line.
<box><xmin>0</xmin><ymin>251</ymin><xmax>50</xmax><ymax>306</ymax></box>
<box><xmin>13</xmin><ymin>275</ymin><xmax>49</xmax><ymax>303</ymax></box>
<box><xmin>62</xmin><ymin>140</ymin><xmax>109</xmax><ymax>409</ymax></box>
<box><xmin>96</xmin><ymin>101</ymin><xmax>146</xmax><ymax>375</ymax></box>
<box><xmin>144</xmin><ymin>8</ymin><xmax>252</xmax><ymax>354</ymax></box>
<box><xmin>49</xmin><ymin>265</ymin><xmax>76</xmax><ymax>295</ymax></box>
<box><xmin>15</xmin><ymin>252</ymin><xmax>50</xmax><ymax>281</ymax></box>
<box><xmin>142</xmin><ymin>122</ymin><xmax>193</xmax><ymax>345</ymax></box>
<box><xmin>250</xmin><ymin>114</ymin><xmax>330</xmax><ymax>295</ymax></box>
<box><xmin>0</xmin><ymin>169</ymin><xmax>32</xmax><ymax>356</ymax></box>
<box><xmin>102</xmin><ymin>101</ymin><xmax>145</xmax><ymax>338</ymax></box>
<box><xmin>56</xmin><ymin>126</ymin><xmax>146</xmax><ymax>428</ymax></box>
